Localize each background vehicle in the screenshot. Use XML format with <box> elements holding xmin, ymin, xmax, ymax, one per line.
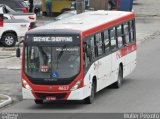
<box><xmin>0</xmin><ymin>0</ymin><xmax>28</xmax><ymax>13</ymax></box>
<box><xmin>0</xmin><ymin>4</ymin><xmax>36</xmax><ymax>28</ymax></box>
<box><xmin>2</xmin><ymin>13</ymin><xmax>15</xmax><ymax>20</ymax></box>
<box><xmin>0</xmin><ymin>13</ymin><xmax>3</xmax><ymax>27</ymax></box>
<box><xmin>0</xmin><ymin>18</ymin><xmax>30</xmax><ymax>47</ymax></box>
<box><xmin>18</xmin><ymin>10</ymin><xmax>136</xmax><ymax>104</ymax></box>
<box><xmin>42</xmin><ymin>0</ymin><xmax>74</xmax><ymax>15</ymax></box>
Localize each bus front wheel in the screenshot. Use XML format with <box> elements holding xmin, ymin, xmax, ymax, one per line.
<box><xmin>84</xmin><ymin>80</ymin><xmax>96</xmax><ymax>104</ymax></box>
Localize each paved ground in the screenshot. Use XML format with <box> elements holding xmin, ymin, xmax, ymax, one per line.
<box><xmin>0</xmin><ymin>69</ymin><xmax>21</xmax><ymax>103</ymax></box>
<box><xmin>134</xmin><ymin>0</ymin><xmax>160</xmax><ymax>17</ymax></box>
<box><xmin>1</xmin><ymin>31</ymin><xmax>160</xmax><ymax>113</ymax></box>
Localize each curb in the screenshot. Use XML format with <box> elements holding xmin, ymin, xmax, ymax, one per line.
<box><xmin>0</xmin><ymin>67</ymin><xmax>21</xmax><ymax>70</ymax></box>
<box><xmin>6</xmin><ymin>66</ymin><xmax>21</xmax><ymax>70</ymax></box>
<box><xmin>0</xmin><ymin>94</ymin><xmax>12</xmax><ymax>108</ymax></box>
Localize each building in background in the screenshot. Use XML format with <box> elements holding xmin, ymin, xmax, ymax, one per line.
<box><xmin>89</xmin><ymin>0</ymin><xmax>109</xmax><ymax>10</ymax></box>
<box><xmin>41</xmin><ymin>0</ymin><xmax>110</xmax><ymax>16</ymax></box>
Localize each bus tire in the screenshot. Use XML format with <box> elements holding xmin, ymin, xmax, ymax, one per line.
<box><xmin>34</xmin><ymin>99</ymin><xmax>43</xmax><ymax>104</ymax></box>
<box><xmin>113</xmin><ymin>66</ymin><xmax>123</xmax><ymax>88</ymax></box>
<box><xmin>84</xmin><ymin>80</ymin><xmax>96</xmax><ymax>104</ymax></box>
<box><xmin>1</xmin><ymin>33</ymin><xmax>17</xmax><ymax>47</ymax></box>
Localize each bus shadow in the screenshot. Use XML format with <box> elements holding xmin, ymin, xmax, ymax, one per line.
<box><xmin>94</xmin><ymin>78</ymin><xmax>134</xmax><ymax>100</ymax></box>
<box><xmin>30</xmin><ymin>100</ymin><xmax>86</xmax><ymax>110</ymax></box>
<box><xmin>30</xmin><ymin>78</ymin><xmax>133</xmax><ymax>110</ymax></box>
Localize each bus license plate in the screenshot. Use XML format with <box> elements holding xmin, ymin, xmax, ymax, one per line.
<box><xmin>46</xmin><ymin>96</ymin><xmax>56</xmax><ymax>101</ymax></box>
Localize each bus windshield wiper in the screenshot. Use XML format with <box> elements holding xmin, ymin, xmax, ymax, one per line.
<box><xmin>57</xmin><ymin>45</ymin><xmax>66</xmax><ymax>60</ymax></box>
<box><xmin>56</xmin><ymin>45</ymin><xmax>66</xmax><ymax>69</ymax></box>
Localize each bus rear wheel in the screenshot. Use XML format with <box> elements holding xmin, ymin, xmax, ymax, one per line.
<box><xmin>113</xmin><ymin>66</ymin><xmax>123</xmax><ymax>88</ymax></box>
<box><xmin>84</xmin><ymin>81</ymin><xmax>96</xmax><ymax>104</ymax></box>
<box><xmin>34</xmin><ymin>99</ymin><xmax>43</xmax><ymax>104</ymax></box>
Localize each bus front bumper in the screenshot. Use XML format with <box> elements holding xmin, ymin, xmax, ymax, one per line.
<box><xmin>22</xmin><ymin>84</ymin><xmax>91</xmax><ymax>100</ymax></box>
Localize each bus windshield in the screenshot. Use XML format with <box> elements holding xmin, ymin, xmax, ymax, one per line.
<box><xmin>24</xmin><ymin>45</ymin><xmax>80</xmax><ymax>79</ymax></box>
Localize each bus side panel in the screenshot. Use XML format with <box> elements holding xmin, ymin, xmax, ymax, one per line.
<box><xmin>96</xmin><ymin>54</ymin><xmax>112</xmax><ymax>91</ymax></box>
<box><xmin>123</xmin><ymin>52</ymin><xmax>131</xmax><ymax>77</ymax></box>
<box><xmin>127</xmin><ymin>43</ymin><xmax>137</xmax><ymax>76</ymax></box>
<box><xmin>67</xmin><ymin>85</ymin><xmax>91</xmax><ymax>100</ymax></box>
<box><xmin>83</xmin><ymin>64</ymin><xmax>98</xmax><ymax>98</ymax></box>
<box><xmin>22</xmin><ymin>88</ymin><xmax>35</xmax><ymax>99</ymax></box>
<box><xmin>111</xmin><ymin>51</ymin><xmax>120</xmax><ymax>84</ymax></box>
<box><xmin>123</xmin><ymin>43</ymin><xmax>137</xmax><ymax>78</ymax></box>
<box><xmin>129</xmin><ymin>50</ymin><xmax>136</xmax><ymax>74</ymax></box>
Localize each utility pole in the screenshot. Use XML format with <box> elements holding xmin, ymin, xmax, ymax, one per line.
<box><xmin>76</xmin><ymin>0</ymin><xmax>85</xmax><ymax>14</ymax></box>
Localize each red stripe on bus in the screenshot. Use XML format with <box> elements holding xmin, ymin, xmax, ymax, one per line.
<box><xmin>120</xmin><ymin>43</ymin><xmax>137</xmax><ymax>57</ymax></box>
<box><xmin>82</xmin><ymin>13</ymin><xmax>135</xmax><ymax>37</ymax></box>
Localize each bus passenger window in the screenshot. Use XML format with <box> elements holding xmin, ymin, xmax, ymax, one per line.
<box><xmin>95</xmin><ymin>33</ymin><xmax>103</xmax><ymax>56</ymax></box>
<box><xmin>116</xmin><ymin>25</ymin><xmax>124</xmax><ymax>48</ymax></box>
<box><xmin>84</xmin><ymin>36</ymin><xmax>95</xmax><ymax>68</ymax></box>
<box><xmin>130</xmin><ymin>20</ymin><xmax>136</xmax><ymax>42</ymax></box>
<box><xmin>90</xmin><ymin>36</ymin><xmax>95</xmax><ymax>60</ymax></box>
<box><xmin>110</xmin><ymin>28</ymin><xmax>117</xmax><ymax>51</ymax></box>
<box><xmin>84</xmin><ymin>42</ymin><xmax>90</xmax><ymax>68</ymax></box>
<box><xmin>124</xmin><ymin>22</ymin><xmax>130</xmax><ymax>44</ymax></box>
<box><xmin>104</xmin><ymin>30</ymin><xmax>110</xmax><ymax>53</ymax></box>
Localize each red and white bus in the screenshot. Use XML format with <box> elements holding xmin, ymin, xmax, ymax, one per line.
<box><xmin>19</xmin><ymin>10</ymin><xmax>136</xmax><ymax>104</ymax></box>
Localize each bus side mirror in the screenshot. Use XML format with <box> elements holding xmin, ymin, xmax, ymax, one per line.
<box><xmin>16</xmin><ymin>48</ymin><xmax>21</xmax><ymax>58</ymax></box>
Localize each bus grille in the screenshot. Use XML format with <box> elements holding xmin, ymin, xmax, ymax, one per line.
<box><xmin>35</xmin><ymin>93</ymin><xmax>67</xmax><ymax>100</ymax></box>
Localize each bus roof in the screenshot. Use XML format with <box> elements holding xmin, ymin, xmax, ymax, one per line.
<box><xmin>28</xmin><ymin>10</ymin><xmax>134</xmax><ymax>36</ymax></box>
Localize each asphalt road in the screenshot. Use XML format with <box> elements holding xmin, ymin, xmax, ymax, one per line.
<box><xmin>0</xmin><ymin>31</ymin><xmax>160</xmax><ymax>114</ymax></box>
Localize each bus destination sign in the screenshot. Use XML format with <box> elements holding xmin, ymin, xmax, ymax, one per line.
<box><xmin>33</xmin><ymin>36</ymin><xmax>73</xmax><ymax>42</ymax></box>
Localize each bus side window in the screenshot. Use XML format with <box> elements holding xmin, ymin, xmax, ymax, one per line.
<box><xmin>124</xmin><ymin>22</ymin><xmax>130</xmax><ymax>44</ymax></box>
<box><xmin>90</xmin><ymin>36</ymin><xmax>96</xmax><ymax>59</ymax></box>
<box><xmin>116</xmin><ymin>25</ymin><xmax>124</xmax><ymax>48</ymax></box>
<box><xmin>83</xmin><ymin>42</ymin><xmax>90</xmax><ymax>68</ymax></box>
<box><xmin>103</xmin><ymin>30</ymin><xmax>110</xmax><ymax>53</ymax></box>
<box><xmin>130</xmin><ymin>19</ymin><xmax>136</xmax><ymax>42</ymax></box>
<box><xmin>95</xmin><ymin>33</ymin><xmax>103</xmax><ymax>56</ymax></box>
<box><xmin>84</xmin><ymin>36</ymin><xmax>95</xmax><ymax>68</ymax></box>
<box><xmin>110</xmin><ymin>27</ymin><xmax>117</xmax><ymax>51</ymax></box>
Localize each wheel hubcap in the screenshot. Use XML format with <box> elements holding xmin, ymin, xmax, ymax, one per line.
<box><xmin>5</xmin><ymin>36</ymin><xmax>14</xmax><ymax>45</ymax></box>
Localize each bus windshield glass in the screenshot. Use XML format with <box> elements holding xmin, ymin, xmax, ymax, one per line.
<box><xmin>24</xmin><ymin>45</ymin><xmax>80</xmax><ymax>79</ymax></box>
<box><xmin>24</xmin><ymin>35</ymin><xmax>80</xmax><ymax>79</ymax></box>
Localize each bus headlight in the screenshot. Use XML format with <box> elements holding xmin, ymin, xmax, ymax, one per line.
<box><xmin>70</xmin><ymin>80</ymin><xmax>81</xmax><ymax>91</ymax></box>
<box><xmin>22</xmin><ymin>79</ymin><xmax>32</xmax><ymax>90</ymax></box>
